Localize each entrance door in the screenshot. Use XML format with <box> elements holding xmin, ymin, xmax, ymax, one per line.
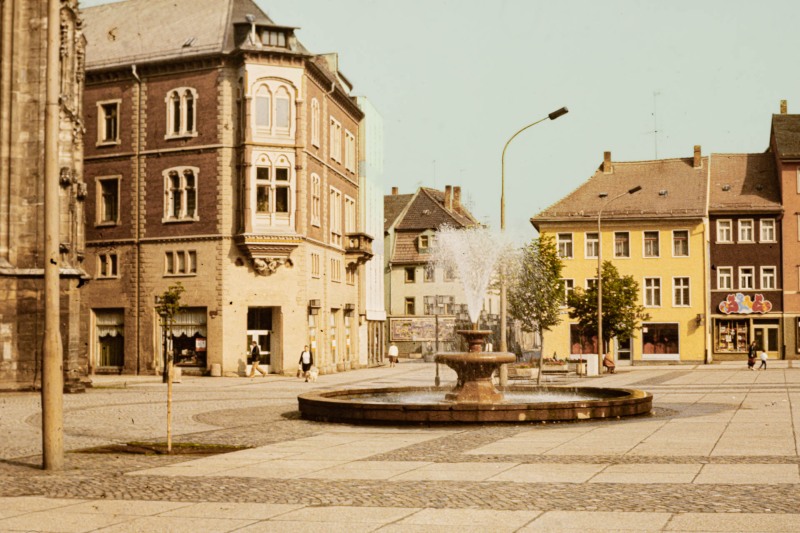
<box><xmin>753</xmin><ymin>325</ymin><xmax>779</xmax><ymax>357</ymax></box>
<box><xmin>247</xmin><ymin>307</ymin><xmax>273</xmax><ymax>370</ymax></box>
<box><xmin>616</xmin><ymin>337</ymin><xmax>632</xmax><ymax>365</ymax></box>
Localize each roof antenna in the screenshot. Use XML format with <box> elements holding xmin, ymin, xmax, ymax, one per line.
<box><xmin>433</xmin><ymin>160</ymin><xmax>436</xmax><ymax>189</ymax></box>
<box><xmin>652</xmin><ymin>91</ymin><xmax>660</xmax><ymax>159</ymax></box>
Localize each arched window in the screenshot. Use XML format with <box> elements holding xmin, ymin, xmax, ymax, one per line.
<box><xmin>275</xmin><ymin>86</ymin><xmax>291</xmax><ymax>130</ymax></box>
<box><xmin>252</xmin><ymin>153</ymin><xmax>294</xmax><ymax>229</ymax></box>
<box><xmin>255</xmin><ymin>85</ymin><xmax>271</xmax><ymax>129</ymax></box>
<box><xmin>251</xmin><ymin>79</ymin><xmax>295</xmax><ymax>139</ymax></box>
<box><xmin>311</xmin><ymin>98</ymin><xmax>320</xmax><ymax>147</ymax></box>
<box><xmin>165</xmin><ymin>88</ymin><xmax>198</xmax><ymax>138</ymax></box>
<box><xmin>163</xmin><ymin>167</ymin><xmax>199</xmax><ymax>221</ymax></box>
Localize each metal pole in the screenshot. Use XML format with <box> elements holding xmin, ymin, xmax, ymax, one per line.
<box><xmin>434</xmin><ymin>312</ymin><xmax>440</xmax><ymax>386</ymax></box>
<box><xmin>499</xmin><ymin>108</ymin><xmax>568</xmax><ymax>353</ymax></box>
<box><xmin>42</xmin><ymin>0</ymin><xmax>64</xmax><ymax>471</ymax></box>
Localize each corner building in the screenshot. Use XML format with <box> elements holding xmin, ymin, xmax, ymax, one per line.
<box><xmin>80</xmin><ymin>0</ymin><xmax>371</xmax><ymax>376</ymax></box>
<box><xmin>531</xmin><ymin>150</ymin><xmax>709</xmax><ymax>365</ymax></box>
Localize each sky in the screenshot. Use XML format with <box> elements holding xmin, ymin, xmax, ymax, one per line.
<box><xmin>81</xmin><ymin>0</ymin><xmax>800</xmax><ymax>242</ymax></box>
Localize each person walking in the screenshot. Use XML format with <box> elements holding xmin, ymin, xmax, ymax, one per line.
<box><xmin>299</xmin><ymin>345</ymin><xmax>314</xmax><ymax>381</ymax></box>
<box><xmin>747</xmin><ymin>341</ymin><xmax>757</xmax><ymax>371</ymax></box>
<box><xmin>248</xmin><ymin>341</ymin><xmax>267</xmax><ymax>377</ymax></box>
<box><xmin>759</xmin><ymin>349</ymin><xmax>768</xmax><ymax>370</ymax></box>
<box><xmin>387</xmin><ymin>343</ymin><xmax>399</xmax><ymax>367</ymax></box>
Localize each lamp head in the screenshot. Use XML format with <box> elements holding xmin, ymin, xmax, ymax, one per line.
<box><xmin>628</xmin><ymin>185</ymin><xmax>642</xmax><ymax>194</ymax></box>
<box><xmin>548</xmin><ymin>107</ymin><xmax>569</xmax><ymax>120</ymax></box>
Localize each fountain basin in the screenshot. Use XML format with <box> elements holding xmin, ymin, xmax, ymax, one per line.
<box><xmin>298</xmin><ymin>386</ymin><xmax>652</xmax><ymax>424</ymax></box>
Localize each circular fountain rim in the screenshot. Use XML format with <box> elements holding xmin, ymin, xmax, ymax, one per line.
<box><xmin>298</xmin><ymin>385</ymin><xmax>653</xmax><ymax>424</ymax></box>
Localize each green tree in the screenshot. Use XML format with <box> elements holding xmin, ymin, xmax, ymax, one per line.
<box><xmin>567</xmin><ymin>261</ymin><xmax>650</xmax><ymax>355</ymax></box>
<box><xmin>155</xmin><ymin>282</ymin><xmax>185</xmax><ymax>453</ymax></box>
<box><xmin>507</xmin><ymin>235</ymin><xmax>564</xmax><ymax>385</ymax></box>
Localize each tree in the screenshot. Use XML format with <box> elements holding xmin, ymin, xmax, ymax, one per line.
<box><xmin>567</xmin><ymin>261</ymin><xmax>650</xmax><ymax>356</ymax></box>
<box><xmin>155</xmin><ymin>282</ymin><xmax>185</xmax><ymax>453</ymax></box>
<box><xmin>507</xmin><ymin>235</ymin><xmax>564</xmax><ymax>385</ymax></box>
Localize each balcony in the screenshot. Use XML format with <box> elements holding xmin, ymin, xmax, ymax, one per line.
<box><xmin>235</xmin><ymin>232</ymin><xmax>302</xmax><ymax>276</ymax></box>
<box><xmin>345</xmin><ymin>232</ymin><xmax>374</xmax><ymax>267</ymax></box>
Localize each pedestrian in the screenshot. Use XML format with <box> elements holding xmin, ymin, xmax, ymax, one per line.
<box><xmin>603</xmin><ymin>353</ymin><xmax>616</xmax><ymax>374</ymax></box>
<box><xmin>298</xmin><ymin>345</ymin><xmax>314</xmax><ymax>381</ymax></box>
<box><xmin>387</xmin><ymin>343</ymin><xmax>399</xmax><ymax>367</ymax></box>
<box><xmin>747</xmin><ymin>341</ymin><xmax>757</xmax><ymax>371</ymax></box>
<box><xmin>759</xmin><ymin>350</ymin><xmax>768</xmax><ymax>370</ymax></box>
<box><xmin>248</xmin><ymin>341</ymin><xmax>267</xmax><ymax>377</ymax></box>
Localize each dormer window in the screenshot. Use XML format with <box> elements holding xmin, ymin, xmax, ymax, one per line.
<box><xmin>261</xmin><ymin>30</ymin><xmax>286</xmax><ymax>47</ymax></box>
<box><xmin>418</xmin><ymin>235</ymin><xmax>430</xmax><ymax>252</ymax></box>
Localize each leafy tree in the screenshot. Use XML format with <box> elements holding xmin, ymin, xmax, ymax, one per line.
<box><xmin>567</xmin><ymin>261</ymin><xmax>649</xmax><ymax>355</ymax></box>
<box><xmin>507</xmin><ymin>235</ymin><xmax>564</xmax><ymax>385</ymax></box>
<box><xmin>155</xmin><ymin>282</ymin><xmax>185</xmax><ymax>453</ymax></box>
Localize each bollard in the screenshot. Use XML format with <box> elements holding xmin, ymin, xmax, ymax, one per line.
<box><xmin>210</xmin><ymin>363</ymin><xmax>221</xmax><ymax>377</ymax></box>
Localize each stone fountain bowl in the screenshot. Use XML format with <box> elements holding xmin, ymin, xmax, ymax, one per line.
<box><xmin>297</xmin><ymin>386</ymin><xmax>652</xmax><ymax>424</ymax></box>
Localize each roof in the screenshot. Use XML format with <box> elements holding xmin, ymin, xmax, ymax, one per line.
<box><xmin>771</xmin><ymin>114</ymin><xmax>800</xmax><ymax>159</ymax></box>
<box><xmin>708</xmin><ymin>153</ymin><xmax>781</xmax><ymax>212</ymax></box>
<box><xmin>532</xmin><ymin>156</ymin><xmax>709</xmax><ymax>227</ymax></box>
<box><xmin>81</xmin><ymin>0</ymin><xmax>309</xmax><ymax>70</ymax></box>
<box><xmin>394</xmin><ymin>188</ymin><xmax>478</xmax><ymax>231</ymax></box>
<box><xmin>384</xmin><ymin>193</ymin><xmax>414</xmax><ymax>232</ymax></box>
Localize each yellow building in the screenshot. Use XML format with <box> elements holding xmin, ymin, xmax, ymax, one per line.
<box><xmin>531</xmin><ymin>150</ymin><xmax>709</xmax><ymax>365</ymax></box>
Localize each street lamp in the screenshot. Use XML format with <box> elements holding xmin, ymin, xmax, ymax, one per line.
<box><xmin>596</xmin><ymin>185</ymin><xmax>642</xmax><ymax>373</ymax></box>
<box><xmin>500</xmin><ymin>107</ymin><xmax>569</xmax><ymax>354</ymax></box>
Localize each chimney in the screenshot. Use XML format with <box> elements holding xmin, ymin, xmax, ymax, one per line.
<box><xmin>781</xmin><ymin>100</ymin><xmax>788</xmax><ymax>114</ymax></box>
<box><xmin>693</xmin><ymin>145</ymin><xmax>702</xmax><ymax>168</ymax></box>
<box><xmin>453</xmin><ymin>186</ymin><xmax>461</xmax><ymax>210</ymax></box>
<box><xmin>444</xmin><ymin>185</ymin><xmax>452</xmax><ymax>211</ymax></box>
<box><xmin>391</xmin><ymin>186</ymin><xmax>398</xmax><ymax>195</ymax></box>
<box><xmin>602</xmin><ymin>151</ymin><xmax>612</xmax><ymax>174</ymax></box>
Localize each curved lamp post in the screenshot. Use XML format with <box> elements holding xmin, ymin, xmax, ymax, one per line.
<box><xmin>596</xmin><ymin>185</ymin><xmax>642</xmax><ymax>373</ymax></box>
<box><xmin>499</xmin><ymin>107</ymin><xmax>569</xmax><ymax>354</ymax></box>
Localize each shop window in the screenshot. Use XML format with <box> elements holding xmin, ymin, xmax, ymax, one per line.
<box><xmin>570</xmin><ymin>324</ymin><xmax>597</xmax><ymax>355</ymax></box>
<box><xmin>95</xmin><ymin>309</ymin><xmax>124</xmax><ymax>367</ymax></box>
<box><xmin>168</xmin><ymin>307</ymin><xmax>207</xmax><ymax>367</ymax></box>
<box><xmin>717</xmin><ymin>319</ymin><xmax>748</xmax><ymax>352</ymax></box>
<box><xmin>642</xmin><ymin>323</ymin><xmax>679</xmax><ymax>355</ymax></box>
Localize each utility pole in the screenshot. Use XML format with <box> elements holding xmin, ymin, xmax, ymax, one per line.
<box><xmin>42</xmin><ymin>0</ymin><xmax>64</xmax><ymax>470</ymax></box>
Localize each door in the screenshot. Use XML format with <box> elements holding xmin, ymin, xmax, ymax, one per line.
<box><xmin>752</xmin><ymin>325</ymin><xmax>779</xmax><ymax>358</ymax></box>
<box><xmin>616</xmin><ymin>337</ymin><xmax>632</xmax><ymax>365</ymax></box>
<box><xmin>247</xmin><ymin>307</ymin><xmax>273</xmax><ymax>369</ymax></box>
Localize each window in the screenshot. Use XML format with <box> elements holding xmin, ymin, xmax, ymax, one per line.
<box><xmin>311</xmin><ymin>253</ymin><xmax>320</xmax><ymax>278</ymax></box>
<box><xmin>424</xmin><ymin>265</ymin><xmax>435</xmax><ymax>282</ymax></box>
<box><xmin>717</xmin><ymin>219</ymin><xmax>732</xmax><ymax>243</ymax></box>
<box><xmin>346</xmin><ymin>265</ymin><xmax>356</xmax><ymax>285</ymax></box>
<box><xmin>557</xmin><ymin>233</ymin><xmax>573</xmax><ymax>258</ymax></box>
<box><xmin>642</xmin><ymin>323</ymin><xmax>679</xmax><ymax>356</ymax></box>
<box><xmin>94</xmin><ymin>309</ymin><xmax>124</xmax><ymax>367</ymax></box>
<box><xmin>275</xmin><ymin>87</ymin><xmax>291</xmax><ymax>131</ymax></box>
<box><xmin>585</xmin><ymin>232</ymin><xmax>598</xmax><ymax>258</ymax></box>
<box><xmin>97</xmin><ymin>100</ymin><xmax>120</xmax><ymax>145</ymax></box>
<box><xmin>717</xmin><ymin>318</ymin><xmax>749</xmax><ymax>352</ymax></box>
<box><xmin>643</xmin><ymin>231</ymin><xmax>659</xmax><ymax>257</ymax></box>
<box><xmin>165</xmin><ymin>250</ymin><xmax>197</xmax><ymax>276</ymax></box>
<box><xmin>330</xmin><ymin>187</ymin><xmax>342</xmax><ymax>246</ymax></box>
<box><xmin>418</xmin><ymin>235</ymin><xmax>431</xmax><ymax>252</ymax></box>
<box><xmin>761</xmin><ymin>266</ymin><xmax>776</xmax><ymax>290</ymax></box>
<box><xmin>561</xmin><ymin>278</ymin><xmax>574</xmax><ymax>306</ymax></box>
<box><xmin>97</xmin><ymin>176</ymin><xmax>120</xmax><ymax>225</ymax></box>
<box><xmin>586</xmin><ymin>278</ymin><xmax>597</xmax><ymax>290</ymax></box>
<box><xmin>260</xmin><ymin>29</ymin><xmax>287</xmax><ymax>47</ymax></box>
<box><xmin>444</xmin><ymin>267</ymin><xmax>456</xmax><ymax>282</ymax></box>
<box><xmin>345</xmin><ymin>130</ymin><xmax>356</xmax><ymax>172</ymax></box>
<box><xmin>405</xmin><ymin>297</ymin><xmax>415</xmax><ymax>315</ymax></box>
<box><xmin>329</xmin><ymin>117</ymin><xmax>342</xmax><ymax>162</ymax></box>
<box><xmin>331</xmin><ymin>258</ymin><xmax>341</xmax><ymax>282</ymax></box>
<box><xmin>405</xmin><ymin>267</ymin><xmax>416</xmax><ymax>283</ymax></box>
<box><xmin>344</xmin><ymin>195</ymin><xmax>356</xmax><ymax>234</ymax></box>
<box><xmin>252</xmin><ymin>81</ymin><xmax>294</xmax><ymax>137</ymax></box>
<box><xmin>311</xmin><ymin>98</ymin><xmax>320</xmax><ymax>147</ymax></box>
<box><xmin>253</xmin><ymin>155</ymin><xmax>294</xmax><ymax>228</ymax></box>
<box><xmin>255</xmin><ymin>85</ymin><xmax>270</xmax><ymax>129</ymax></box>
<box><xmin>165</xmin><ymin>88</ymin><xmax>197</xmax><ymax>138</ymax></box>
<box><xmin>614</xmin><ymin>232</ymin><xmax>630</xmax><ymax>258</ymax></box>
<box><xmin>739</xmin><ymin>267</ymin><xmax>754</xmax><ymax>290</ymax></box>
<box><xmin>644</xmin><ymin>277</ymin><xmax>661</xmax><ymax>307</ymax></box>
<box><xmin>761</xmin><ymin>219</ymin><xmax>776</xmax><ymax>242</ymax></box>
<box><xmin>97</xmin><ymin>253</ymin><xmax>118</xmax><ymax>278</ymax></box>
<box><xmin>311</xmin><ymin>174</ymin><xmax>321</xmax><ymax>226</ymax></box>
<box><xmin>739</xmin><ymin>219</ymin><xmax>754</xmax><ymax>242</ymax></box>
<box><xmin>673</xmin><ymin>230</ymin><xmax>689</xmax><ymax>257</ymax></box>
<box><xmin>717</xmin><ymin>267</ymin><xmax>733</xmax><ymax>290</ymax></box>
<box><xmin>673</xmin><ymin>277</ymin><xmax>690</xmax><ymax>306</ymax></box>
<box><xmin>163</xmin><ymin>167</ymin><xmax>198</xmax><ymax>221</ymax></box>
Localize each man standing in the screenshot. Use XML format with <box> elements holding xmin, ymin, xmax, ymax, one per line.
<box><xmin>248</xmin><ymin>341</ymin><xmax>267</xmax><ymax>377</ymax></box>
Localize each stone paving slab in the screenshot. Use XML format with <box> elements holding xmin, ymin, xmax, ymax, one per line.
<box><xmin>518</xmin><ymin>510</ymin><xmax>671</xmax><ymax>531</ymax></box>
<box><xmin>694</xmin><ymin>463</ymin><xmax>800</xmax><ymax>484</ymax></box>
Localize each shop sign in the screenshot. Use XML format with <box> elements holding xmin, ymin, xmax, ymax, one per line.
<box><xmin>718</xmin><ymin>293</ymin><xmax>772</xmax><ymax>314</ymax></box>
<box><xmin>195</xmin><ymin>337</ymin><xmax>206</xmax><ymax>352</ymax></box>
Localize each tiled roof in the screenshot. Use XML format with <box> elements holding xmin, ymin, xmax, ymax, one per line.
<box><xmin>392</xmin><ymin>232</ymin><xmax>427</xmax><ymax>264</ymax></box>
<box><xmin>771</xmin><ymin>114</ymin><xmax>800</xmax><ymax>159</ymax></box>
<box><xmin>709</xmin><ymin>153</ymin><xmax>781</xmax><ymax>212</ymax></box>
<box><xmin>532</xmin><ymin>156</ymin><xmax>708</xmax><ymax>226</ymax></box>
<box><xmin>395</xmin><ymin>188</ymin><xmax>477</xmax><ymax>230</ymax></box>
<box><xmin>82</xmin><ymin>0</ymin><xmax>308</xmax><ymax>70</ymax></box>
<box><xmin>384</xmin><ymin>193</ymin><xmax>413</xmax><ymax>232</ymax></box>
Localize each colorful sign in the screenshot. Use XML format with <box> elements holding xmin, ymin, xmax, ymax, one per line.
<box><xmin>390</xmin><ymin>317</ymin><xmax>456</xmax><ymax>342</ymax></box>
<box><xmin>718</xmin><ymin>293</ymin><xmax>772</xmax><ymax>315</ymax></box>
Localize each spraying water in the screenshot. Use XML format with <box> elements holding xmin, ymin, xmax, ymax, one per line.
<box><xmin>430</xmin><ymin>225</ymin><xmax>509</xmax><ymax>325</ymax></box>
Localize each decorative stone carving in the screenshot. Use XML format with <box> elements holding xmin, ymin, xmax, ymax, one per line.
<box><xmin>252</xmin><ymin>257</ymin><xmax>292</xmax><ymax>276</ymax></box>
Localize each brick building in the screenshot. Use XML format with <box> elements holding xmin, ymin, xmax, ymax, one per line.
<box><xmin>0</xmin><ymin>0</ymin><xmax>87</xmax><ymax>390</ymax></box>
<box><xmin>80</xmin><ymin>0</ymin><xmax>372</xmax><ymax>376</ymax></box>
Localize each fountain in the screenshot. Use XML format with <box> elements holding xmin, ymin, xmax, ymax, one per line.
<box><xmin>298</xmin><ymin>226</ymin><xmax>652</xmax><ymax>423</ymax></box>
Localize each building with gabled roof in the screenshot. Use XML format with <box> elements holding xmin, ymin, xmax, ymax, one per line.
<box><xmin>80</xmin><ymin>0</ymin><xmax>376</xmax><ymax>377</ymax></box>
<box><xmin>532</xmin><ymin>149</ymin><xmax>710</xmax><ymax>366</ymax></box>
<box><xmin>384</xmin><ymin>185</ymin><xmax>494</xmax><ymax>356</ymax></box>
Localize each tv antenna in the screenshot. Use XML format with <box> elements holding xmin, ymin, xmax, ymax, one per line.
<box><xmin>652</xmin><ymin>91</ymin><xmax>661</xmax><ymax>159</ymax></box>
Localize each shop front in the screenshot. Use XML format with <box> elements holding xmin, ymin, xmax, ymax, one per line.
<box><xmin>712</xmin><ymin>292</ymin><xmax>781</xmax><ymax>360</ymax></box>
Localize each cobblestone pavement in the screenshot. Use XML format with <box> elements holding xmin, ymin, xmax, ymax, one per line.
<box><xmin>1</xmin><ymin>361</ymin><xmax>800</xmax><ymax>531</ymax></box>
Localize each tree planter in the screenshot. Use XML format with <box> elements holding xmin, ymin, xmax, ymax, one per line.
<box><xmin>541</xmin><ymin>364</ymin><xmax>568</xmax><ymax>374</ymax></box>
<box><xmin>507</xmin><ymin>366</ymin><xmax>534</xmax><ymax>379</ymax></box>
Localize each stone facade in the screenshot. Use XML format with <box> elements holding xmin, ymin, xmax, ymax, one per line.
<box><xmin>0</xmin><ymin>0</ymin><xmax>87</xmax><ymax>390</ymax></box>
<box><xmin>80</xmin><ymin>0</ymin><xmax>370</xmax><ymax>377</ymax></box>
